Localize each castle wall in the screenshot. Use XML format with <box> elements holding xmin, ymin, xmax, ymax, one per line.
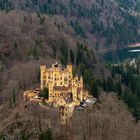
<box><xmin>40</xmin><ymin>63</ymin><xmax>73</xmax><ymax>89</ymax></box>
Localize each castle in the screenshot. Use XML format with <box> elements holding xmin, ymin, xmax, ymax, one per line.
<box><xmin>40</xmin><ymin>62</ymin><xmax>89</xmax><ymax>105</ymax></box>
<box><xmin>24</xmin><ymin>62</ymin><xmax>91</xmax><ymax>124</ymax></box>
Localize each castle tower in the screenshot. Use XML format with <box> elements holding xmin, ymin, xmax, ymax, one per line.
<box><xmin>80</xmin><ymin>76</ymin><xmax>83</xmax><ymax>88</ymax></box>
<box><xmin>72</xmin><ymin>86</ymin><xmax>77</xmax><ymax>101</ymax></box>
<box><xmin>67</xmin><ymin>64</ymin><xmax>73</xmax><ymax>85</ymax></box>
<box><xmin>67</xmin><ymin>64</ymin><xmax>72</xmax><ymax>75</ymax></box>
<box><xmin>48</xmin><ymin>82</ymin><xmax>53</xmax><ymax>102</ymax></box>
<box><xmin>40</xmin><ymin>65</ymin><xmax>46</xmax><ymax>90</ymax></box>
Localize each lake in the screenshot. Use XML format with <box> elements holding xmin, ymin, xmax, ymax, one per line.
<box><xmin>101</xmin><ymin>47</ymin><xmax>140</xmax><ymax>63</ymax></box>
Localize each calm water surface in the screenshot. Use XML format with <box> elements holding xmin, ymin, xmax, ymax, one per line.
<box><xmin>101</xmin><ymin>47</ymin><xmax>140</xmax><ymax>63</ymax></box>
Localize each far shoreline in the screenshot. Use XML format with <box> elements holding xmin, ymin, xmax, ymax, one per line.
<box><xmin>129</xmin><ymin>43</ymin><xmax>140</xmax><ymax>48</ymax></box>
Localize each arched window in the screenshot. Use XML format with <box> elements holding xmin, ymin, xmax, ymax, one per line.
<box><xmin>64</xmin><ymin>76</ymin><xmax>68</xmax><ymax>84</ymax></box>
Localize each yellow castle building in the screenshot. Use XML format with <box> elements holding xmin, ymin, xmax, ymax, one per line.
<box><xmin>40</xmin><ymin>62</ymin><xmax>89</xmax><ymax>105</ymax></box>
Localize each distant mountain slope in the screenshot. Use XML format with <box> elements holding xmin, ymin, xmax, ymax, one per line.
<box><xmin>0</xmin><ymin>0</ymin><xmax>139</xmax><ymax>50</ymax></box>
<box><xmin>135</xmin><ymin>0</ymin><xmax>140</xmax><ymax>12</ymax></box>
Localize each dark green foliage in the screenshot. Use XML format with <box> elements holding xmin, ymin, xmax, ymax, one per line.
<box><xmin>31</xmin><ymin>0</ymin><xmax>38</xmax><ymax>6</ymax></box>
<box><xmin>0</xmin><ymin>0</ymin><xmax>13</xmax><ymax>11</ymax></box>
<box><xmin>14</xmin><ymin>42</ymin><xmax>18</xmax><ymax>48</ymax></box>
<box><xmin>79</xmin><ymin>65</ymin><xmax>100</xmax><ymax>98</ymax></box>
<box><xmin>107</xmin><ymin>59</ymin><xmax>140</xmax><ymax>121</ymax></box>
<box><xmin>28</xmin><ymin>47</ymin><xmax>39</xmax><ymax>60</ymax></box>
<box><xmin>95</xmin><ymin>41</ymin><xmax>99</xmax><ymax>51</ymax></box>
<box><xmin>116</xmin><ymin>81</ymin><xmax>123</xmax><ymax>96</ymax></box>
<box><xmin>20</xmin><ymin>132</ymin><xmax>29</xmax><ymax>140</ymax></box>
<box><xmin>131</xmin><ymin>76</ymin><xmax>140</xmax><ymax>97</ymax></box>
<box><xmin>75</xmin><ymin>44</ymin><xmax>100</xmax><ymax>98</ymax></box>
<box><xmin>37</xmin><ymin>13</ymin><xmax>45</xmax><ymax>24</ymax></box>
<box><xmin>38</xmin><ymin>129</ymin><xmax>52</xmax><ymax>140</ymax></box>
<box><xmin>39</xmin><ymin>1</ymin><xmax>68</xmax><ymax>16</ymax></box>
<box><xmin>51</xmin><ymin>46</ymin><xmax>57</xmax><ymax>59</ymax></box>
<box><xmin>135</xmin><ymin>0</ymin><xmax>140</xmax><ymax>12</ymax></box>
<box><xmin>0</xmin><ymin>133</ymin><xmax>5</xmax><ymax>140</ymax></box>
<box><xmin>39</xmin><ymin>3</ymin><xmax>56</xmax><ymax>15</ymax></box>
<box><xmin>12</xmin><ymin>90</ymin><xmax>16</xmax><ymax>104</ymax></box>
<box><xmin>90</xmin><ymin>80</ymin><xmax>100</xmax><ymax>98</ymax></box>
<box><xmin>72</xmin><ymin>66</ymin><xmax>77</xmax><ymax>77</ymax></box>
<box><xmin>28</xmin><ymin>43</ymin><xmax>42</xmax><ymax>60</ymax></box>
<box><xmin>115</xmin><ymin>0</ymin><xmax>136</xmax><ymax>10</ymax></box>
<box><xmin>59</xmin><ymin>39</ymin><xmax>69</xmax><ymax>66</ymax></box>
<box><xmin>71</xmin><ymin>21</ymin><xmax>86</xmax><ymax>38</ymax></box>
<box><xmin>76</xmin><ymin>43</ymin><xmax>84</xmax><ymax>66</ymax></box>
<box><xmin>103</xmin><ymin>77</ymin><xmax>116</xmax><ymax>92</ymax></box>
<box><xmin>70</xmin><ymin>49</ymin><xmax>75</xmax><ymax>64</ymax></box>
<box><xmin>121</xmin><ymin>90</ymin><xmax>140</xmax><ymax>121</ymax></box>
<box><xmin>39</xmin><ymin>87</ymin><xmax>49</xmax><ymax>99</ymax></box>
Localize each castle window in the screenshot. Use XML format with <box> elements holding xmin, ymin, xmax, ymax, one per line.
<box><xmin>64</xmin><ymin>77</ymin><xmax>68</xmax><ymax>84</ymax></box>
<box><xmin>43</xmin><ymin>76</ymin><xmax>46</xmax><ymax>79</ymax></box>
<box><xmin>61</xmin><ymin>112</ymin><xmax>64</xmax><ymax>117</ymax></box>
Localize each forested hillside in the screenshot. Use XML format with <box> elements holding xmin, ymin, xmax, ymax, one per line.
<box><xmin>0</xmin><ymin>1</ymin><xmax>140</xmax><ymax>140</ymax></box>
<box><xmin>1</xmin><ymin>93</ymin><xmax>140</xmax><ymax>140</ymax></box>
<box><xmin>0</xmin><ymin>0</ymin><xmax>139</xmax><ymax>51</ymax></box>
<box><xmin>0</xmin><ymin>10</ymin><xmax>110</xmax><ymax>139</ymax></box>
<box><xmin>115</xmin><ymin>0</ymin><xmax>137</xmax><ymax>10</ymax></box>
<box><xmin>0</xmin><ymin>11</ymin><xmax>107</xmax><ymax>96</ymax></box>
